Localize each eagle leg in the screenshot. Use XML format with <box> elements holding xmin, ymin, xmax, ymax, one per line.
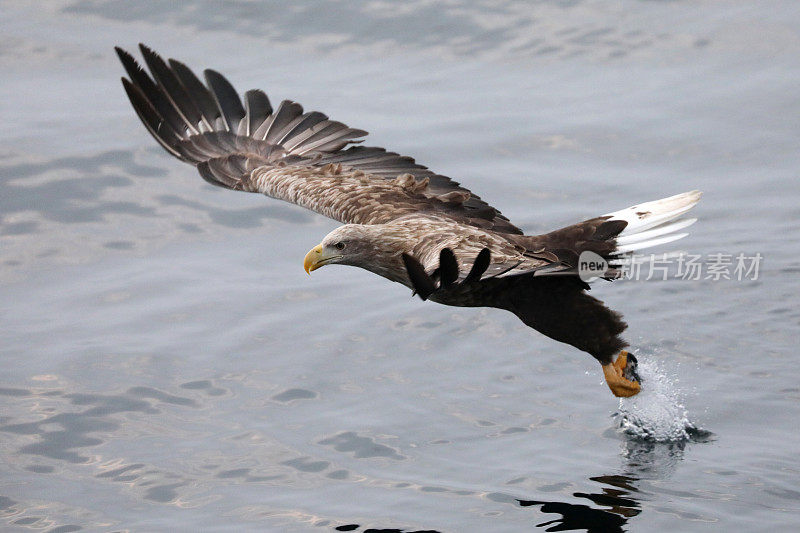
<box><xmin>602</xmin><ymin>351</ymin><xmax>642</xmax><ymax>398</ymax></box>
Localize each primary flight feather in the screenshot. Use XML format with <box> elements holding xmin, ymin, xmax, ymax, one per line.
<box><xmin>117</xmin><ymin>44</ymin><xmax>702</xmax><ymax>398</ymax></box>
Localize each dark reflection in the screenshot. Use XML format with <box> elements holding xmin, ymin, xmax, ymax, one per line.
<box><xmin>334</xmin><ymin>526</ymin><xmax>440</xmax><ymax>533</ymax></box>
<box><xmin>156</xmin><ymin>194</ymin><xmax>311</xmax><ymax>227</ymax></box>
<box><xmin>0</xmin><ymin>149</ymin><xmax>309</xmax><ymax>234</ymax></box>
<box><xmin>512</xmin><ymin>430</ymin><xmax>713</xmax><ymax>532</ymax></box>
<box><xmin>0</xmin><ymin>496</ymin><xmax>18</xmax><ymax>515</ymax></box>
<box><xmin>0</xmin><ymin>150</ymin><xmax>159</xmax><ymax>228</ymax></box>
<box><xmin>519</xmin><ymin>474</ymin><xmax>640</xmax><ymax>532</ymax></box>
<box><xmin>0</xmin><ymin>386</ymin><xmax>197</xmax><ymax>463</ymax></box>
<box><xmin>322</xmin><ymin>433</ymin><xmax>715</xmax><ymax>533</ymax></box>
<box><xmin>318</xmin><ymin>431</ymin><xmax>405</xmax><ymax>460</ymax></box>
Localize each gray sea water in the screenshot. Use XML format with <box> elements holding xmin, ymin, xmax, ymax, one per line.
<box><xmin>2</xmin><ymin>1</ymin><xmax>799</xmax><ymax>531</ymax></box>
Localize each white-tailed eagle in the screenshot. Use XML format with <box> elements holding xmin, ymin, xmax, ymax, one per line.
<box><xmin>117</xmin><ymin>45</ymin><xmax>702</xmax><ymax>398</ymax></box>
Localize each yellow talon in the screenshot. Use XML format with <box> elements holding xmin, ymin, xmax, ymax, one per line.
<box><xmin>602</xmin><ymin>350</ymin><xmax>642</xmax><ymax>398</ymax></box>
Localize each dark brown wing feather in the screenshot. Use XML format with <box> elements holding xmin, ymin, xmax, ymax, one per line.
<box><xmin>505</xmin><ymin>217</ymin><xmax>629</xmax><ymax>279</ymax></box>
<box><xmin>117</xmin><ymin>45</ymin><xmax>522</xmax><ymax>234</ymax></box>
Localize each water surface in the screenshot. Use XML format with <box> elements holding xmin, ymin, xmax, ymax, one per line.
<box><xmin>2</xmin><ymin>1</ymin><xmax>800</xmax><ymax>531</ymax></box>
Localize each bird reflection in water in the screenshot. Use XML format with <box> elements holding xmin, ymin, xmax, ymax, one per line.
<box><xmin>327</xmin><ymin>435</ymin><xmax>714</xmax><ymax>533</ymax></box>
<box><xmin>519</xmin><ymin>474</ymin><xmax>640</xmax><ymax>533</ymax></box>
<box><xmin>519</xmin><ymin>434</ymin><xmax>710</xmax><ymax>532</ymax></box>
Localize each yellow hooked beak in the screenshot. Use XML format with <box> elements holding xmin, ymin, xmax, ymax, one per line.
<box><xmin>303</xmin><ymin>244</ymin><xmax>342</xmax><ymax>274</ymax></box>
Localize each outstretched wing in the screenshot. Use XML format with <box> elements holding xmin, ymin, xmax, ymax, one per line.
<box><xmin>117</xmin><ymin>45</ymin><xmax>522</xmax><ymax>234</ymax></box>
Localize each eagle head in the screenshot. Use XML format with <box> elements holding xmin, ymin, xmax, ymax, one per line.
<box><xmin>303</xmin><ymin>224</ymin><xmax>386</xmax><ymax>274</ymax></box>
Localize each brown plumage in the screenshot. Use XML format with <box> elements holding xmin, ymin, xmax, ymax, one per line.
<box><xmin>117</xmin><ymin>45</ymin><xmax>702</xmax><ymax>395</ymax></box>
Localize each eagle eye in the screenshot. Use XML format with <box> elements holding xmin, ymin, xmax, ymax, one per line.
<box><xmin>334</xmin><ymin>242</ymin><xmax>346</xmax><ymax>250</ymax></box>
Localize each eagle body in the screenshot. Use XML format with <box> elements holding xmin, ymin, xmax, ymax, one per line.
<box><xmin>117</xmin><ymin>45</ymin><xmax>702</xmax><ymax>397</ymax></box>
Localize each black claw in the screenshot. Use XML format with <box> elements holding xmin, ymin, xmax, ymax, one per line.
<box><xmin>404</xmin><ymin>247</ymin><xmax>492</xmax><ymax>299</ymax></box>
<box><xmin>402</xmin><ymin>253</ymin><xmax>436</xmax><ymax>301</ymax></box>
<box><xmin>464</xmin><ymin>248</ymin><xmax>491</xmax><ymax>283</ymax></box>
<box><xmin>439</xmin><ymin>248</ymin><xmax>459</xmax><ymax>288</ymax></box>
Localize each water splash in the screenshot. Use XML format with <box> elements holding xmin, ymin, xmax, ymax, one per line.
<box><xmin>613</xmin><ymin>354</ymin><xmax>711</xmax><ymax>443</ymax></box>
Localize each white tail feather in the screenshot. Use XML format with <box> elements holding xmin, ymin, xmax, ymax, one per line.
<box><xmin>605</xmin><ymin>190</ymin><xmax>701</xmax><ymax>253</ymax></box>
<box><xmin>616</xmin><ymin>218</ymin><xmax>696</xmax><ymax>246</ymax></box>
<box><xmin>616</xmin><ymin>232</ymin><xmax>689</xmax><ymax>253</ymax></box>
